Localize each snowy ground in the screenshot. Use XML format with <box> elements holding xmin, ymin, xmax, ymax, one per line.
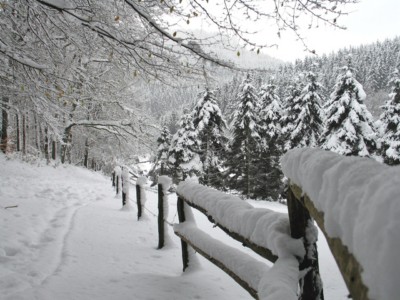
<box><xmin>0</xmin><ymin>154</ymin><xmax>347</xmax><ymax>299</ymax></box>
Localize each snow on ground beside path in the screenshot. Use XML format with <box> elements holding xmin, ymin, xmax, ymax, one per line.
<box><xmin>0</xmin><ymin>153</ymin><xmax>348</xmax><ymax>299</ymax></box>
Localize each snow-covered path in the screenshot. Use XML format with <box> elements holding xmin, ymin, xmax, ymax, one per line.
<box><xmin>0</xmin><ymin>155</ymin><xmax>250</xmax><ymax>300</ymax></box>
<box><xmin>1</xmin><ymin>155</ymin><xmax>347</xmax><ymax>299</ymax></box>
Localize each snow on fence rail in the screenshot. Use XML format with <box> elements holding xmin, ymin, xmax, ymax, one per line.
<box><xmin>281</xmin><ymin>147</ymin><xmax>400</xmax><ymax>300</ymax></box>
<box><xmin>174</xmin><ymin>180</ymin><xmax>322</xmax><ymax>300</ymax></box>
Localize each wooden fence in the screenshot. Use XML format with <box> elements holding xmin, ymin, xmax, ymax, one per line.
<box><xmin>111</xmin><ymin>167</ymin><xmax>369</xmax><ymax>300</ymax></box>
<box><xmin>174</xmin><ymin>182</ymin><xmax>323</xmax><ymax>300</ymax></box>
<box><xmin>112</xmin><ymin>169</ymin><xmax>172</xmax><ymax>250</ymax></box>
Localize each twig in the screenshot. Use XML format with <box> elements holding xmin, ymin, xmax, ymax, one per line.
<box><xmin>3</xmin><ymin>205</ymin><xmax>19</xmax><ymax>209</ymax></box>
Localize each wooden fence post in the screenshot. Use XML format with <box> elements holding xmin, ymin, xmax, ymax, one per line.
<box><xmin>177</xmin><ymin>196</ymin><xmax>189</xmax><ymax>271</ymax></box>
<box><xmin>157</xmin><ymin>183</ymin><xmax>164</xmax><ymax>249</ymax></box>
<box><xmin>121</xmin><ymin>175</ymin><xmax>126</xmax><ymax>206</ymax></box>
<box><xmin>136</xmin><ymin>185</ymin><xmax>142</xmax><ymax>220</ymax></box>
<box><xmin>287</xmin><ymin>188</ymin><xmax>324</xmax><ymax>300</ymax></box>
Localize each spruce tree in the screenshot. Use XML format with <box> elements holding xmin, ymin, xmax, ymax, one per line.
<box><xmin>192</xmin><ymin>89</ymin><xmax>227</xmax><ymax>187</ymax></box>
<box><xmin>380</xmin><ymin>68</ymin><xmax>400</xmax><ymax>165</ymax></box>
<box><xmin>285</xmin><ymin>71</ymin><xmax>325</xmax><ymax>150</ymax></box>
<box><xmin>320</xmin><ymin>59</ymin><xmax>378</xmax><ymax>156</ymax></box>
<box><xmin>257</xmin><ymin>81</ymin><xmax>283</xmax><ymax>200</ymax></box>
<box><xmin>281</xmin><ymin>79</ymin><xmax>302</xmax><ymax>151</ymax></box>
<box><xmin>168</xmin><ymin>112</ymin><xmax>201</xmax><ymax>183</ymax></box>
<box><xmin>226</xmin><ymin>74</ymin><xmax>262</xmax><ymax>197</ymax></box>
<box><xmin>156</xmin><ymin>126</ymin><xmax>171</xmax><ymax>175</ymax></box>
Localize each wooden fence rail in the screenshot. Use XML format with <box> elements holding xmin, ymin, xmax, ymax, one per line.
<box><xmin>174</xmin><ymin>182</ymin><xmax>319</xmax><ymax>300</ymax></box>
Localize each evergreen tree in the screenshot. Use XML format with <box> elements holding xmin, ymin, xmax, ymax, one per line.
<box><xmin>320</xmin><ymin>59</ymin><xmax>378</xmax><ymax>157</ymax></box>
<box><xmin>281</xmin><ymin>79</ymin><xmax>302</xmax><ymax>149</ymax></box>
<box><xmin>257</xmin><ymin>80</ymin><xmax>284</xmax><ymax>200</ymax></box>
<box><xmin>156</xmin><ymin>126</ymin><xmax>171</xmax><ymax>175</ymax></box>
<box><xmin>168</xmin><ymin>112</ymin><xmax>201</xmax><ymax>183</ymax></box>
<box><xmin>226</xmin><ymin>74</ymin><xmax>262</xmax><ymax>197</ymax></box>
<box><xmin>285</xmin><ymin>72</ymin><xmax>325</xmax><ymax>150</ymax></box>
<box><xmin>192</xmin><ymin>89</ymin><xmax>227</xmax><ymax>187</ymax></box>
<box><xmin>380</xmin><ymin>68</ymin><xmax>400</xmax><ymax>165</ymax></box>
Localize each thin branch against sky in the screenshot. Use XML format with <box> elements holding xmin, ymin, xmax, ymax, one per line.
<box><xmin>263</xmin><ymin>0</ymin><xmax>400</xmax><ymax>61</ymax></box>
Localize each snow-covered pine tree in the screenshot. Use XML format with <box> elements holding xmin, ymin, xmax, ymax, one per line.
<box><xmin>168</xmin><ymin>112</ymin><xmax>201</xmax><ymax>183</ymax></box>
<box><xmin>320</xmin><ymin>58</ymin><xmax>378</xmax><ymax>157</ymax></box>
<box><xmin>257</xmin><ymin>80</ymin><xmax>284</xmax><ymax>200</ymax></box>
<box><xmin>379</xmin><ymin>68</ymin><xmax>400</xmax><ymax>165</ymax></box>
<box><xmin>281</xmin><ymin>79</ymin><xmax>302</xmax><ymax>150</ymax></box>
<box><xmin>156</xmin><ymin>126</ymin><xmax>171</xmax><ymax>175</ymax></box>
<box><xmin>192</xmin><ymin>89</ymin><xmax>227</xmax><ymax>187</ymax></box>
<box><xmin>285</xmin><ymin>71</ymin><xmax>325</xmax><ymax>150</ymax></box>
<box><xmin>226</xmin><ymin>74</ymin><xmax>262</xmax><ymax>197</ymax></box>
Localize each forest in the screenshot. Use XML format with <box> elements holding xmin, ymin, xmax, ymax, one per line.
<box><xmin>1</xmin><ymin>1</ymin><xmax>400</xmax><ymax>201</ymax></box>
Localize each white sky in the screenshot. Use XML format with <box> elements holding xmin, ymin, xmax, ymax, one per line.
<box><xmin>263</xmin><ymin>0</ymin><xmax>400</xmax><ymax>62</ymax></box>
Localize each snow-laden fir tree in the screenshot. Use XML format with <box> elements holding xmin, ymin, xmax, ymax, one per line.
<box><xmin>320</xmin><ymin>58</ymin><xmax>378</xmax><ymax>157</ymax></box>
<box><xmin>285</xmin><ymin>72</ymin><xmax>325</xmax><ymax>150</ymax></box>
<box><xmin>281</xmin><ymin>79</ymin><xmax>302</xmax><ymax>150</ymax></box>
<box><xmin>192</xmin><ymin>89</ymin><xmax>227</xmax><ymax>187</ymax></box>
<box><xmin>257</xmin><ymin>80</ymin><xmax>284</xmax><ymax>200</ymax></box>
<box><xmin>156</xmin><ymin>126</ymin><xmax>171</xmax><ymax>175</ymax></box>
<box><xmin>226</xmin><ymin>74</ymin><xmax>262</xmax><ymax>197</ymax></box>
<box><xmin>379</xmin><ymin>68</ymin><xmax>400</xmax><ymax>165</ymax></box>
<box><xmin>168</xmin><ymin>112</ymin><xmax>201</xmax><ymax>183</ymax></box>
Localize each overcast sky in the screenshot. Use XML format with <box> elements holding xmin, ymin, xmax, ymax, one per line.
<box><xmin>264</xmin><ymin>0</ymin><xmax>400</xmax><ymax>62</ymax></box>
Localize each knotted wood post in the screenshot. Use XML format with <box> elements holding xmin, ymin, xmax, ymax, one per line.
<box><xmin>287</xmin><ymin>187</ymin><xmax>324</xmax><ymax>300</ymax></box>
<box><xmin>116</xmin><ymin>176</ymin><xmax>119</xmax><ymax>195</ymax></box>
<box><xmin>157</xmin><ymin>176</ymin><xmax>171</xmax><ymax>249</ymax></box>
<box><xmin>157</xmin><ymin>183</ymin><xmax>165</xmax><ymax>249</ymax></box>
<box><xmin>177</xmin><ymin>196</ymin><xmax>189</xmax><ymax>271</ymax></box>
<box><xmin>114</xmin><ymin>166</ymin><xmax>122</xmax><ymax>196</ymax></box>
<box><xmin>136</xmin><ymin>184</ymin><xmax>142</xmax><ymax>220</ymax></box>
<box><xmin>136</xmin><ymin>177</ymin><xmax>147</xmax><ymax>220</ymax></box>
<box><xmin>121</xmin><ymin>167</ymin><xmax>130</xmax><ymax>207</ymax></box>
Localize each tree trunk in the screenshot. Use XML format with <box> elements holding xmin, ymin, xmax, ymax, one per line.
<box><xmin>61</xmin><ymin>126</ymin><xmax>72</xmax><ymax>164</ymax></box>
<box><xmin>44</xmin><ymin>127</ymin><xmax>50</xmax><ymax>163</ymax></box>
<box><xmin>1</xmin><ymin>97</ymin><xmax>9</xmax><ymax>154</ymax></box>
<box><xmin>34</xmin><ymin>113</ymin><xmax>41</xmax><ymax>152</ymax></box>
<box><xmin>16</xmin><ymin>113</ymin><xmax>20</xmax><ymax>152</ymax></box>
<box><xmin>22</xmin><ymin>114</ymin><xmax>26</xmax><ymax>155</ymax></box>
<box><xmin>52</xmin><ymin>139</ymin><xmax>56</xmax><ymax>160</ymax></box>
<box><xmin>83</xmin><ymin>138</ymin><xmax>89</xmax><ymax>168</ymax></box>
<box><xmin>245</xmin><ymin>138</ymin><xmax>250</xmax><ymax>197</ymax></box>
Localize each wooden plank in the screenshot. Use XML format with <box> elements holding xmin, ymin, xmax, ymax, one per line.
<box><xmin>289</xmin><ymin>183</ymin><xmax>370</xmax><ymax>300</ymax></box>
<box><xmin>174</xmin><ymin>230</ymin><xmax>259</xmax><ymax>299</ymax></box>
<box><xmin>177</xmin><ymin>193</ymin><xmax>278</xmax><ymax>263</ymax></box>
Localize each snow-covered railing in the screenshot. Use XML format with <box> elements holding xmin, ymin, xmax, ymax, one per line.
<box><xmin>282</xmin><ymin>148</ymin><xmax>400</xmax><ymax>300</ymax></box>
<box><xmin>174</xmin><ymin>180</ymin><xmax>321</xmax><ymax>300</ymax></box>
